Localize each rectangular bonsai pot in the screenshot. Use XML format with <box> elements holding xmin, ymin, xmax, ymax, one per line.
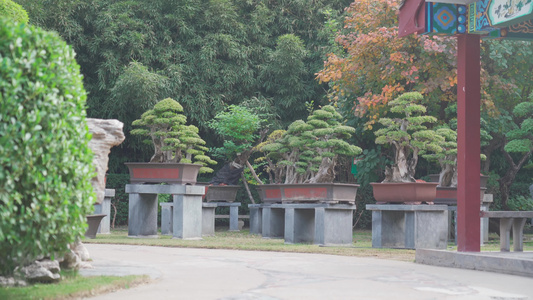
<box><xmin>434</xmin><ymin>186</ymin><xmax>487</xmax><ymax>205</ymax></box>
<box><xmin>125</xmin><ymin>162</ymin><xmax>201</xmax><ymax>185</ymax></box>
<box><xmin>204</xmin><ymin>185</ymin><xmax>240</xmax><ymax>202</ymax></box>
<box><xmin>370</xmin><ymin>182</ymin><xmax>438</xmax><ymax>203</ymax></box>
<box><xmin>257</xmin><ymin>183</ymin><xmax>358</xmax><ymax>204</ymax></box>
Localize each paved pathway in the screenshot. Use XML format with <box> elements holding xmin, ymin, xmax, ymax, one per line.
<box><xmin>82</xmin><ymin>244</ymin><xmax>533</xmax><ymax>299</ymax></box>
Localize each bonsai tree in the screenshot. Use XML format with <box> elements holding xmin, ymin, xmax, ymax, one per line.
<box><xmin>425</xmin><ymin>127</ymin><xmax>458</xmax><ymax>187</ymax></box>
<box><xmin>131</xmin><ymin>98</ymin><xmax>216</xmax><ymax>173</ymax></box>
<box><xmin>208</xmin><ymin>105</ymin><xmax>262</xmax><ymax>167</ymax></box>
<box><xmin>259</xmin><ymin>105</ymin><xmax>362</xmax><ymax>184</ymax></box>
<box><xmin>374</xmin><ymin>92</ymin><xmax>444</xmax><ymax>183</ymax></box>
<box><xmin>424</xmin><ymin>125</ymin><xmax>489</xmax><ymax>187</ymax></box>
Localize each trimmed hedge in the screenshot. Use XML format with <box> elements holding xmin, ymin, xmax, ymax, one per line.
<box><xmin>0</xmin><ymin>18</ymin><xmax>94</xmax><ymax>275</ymax></box>
<box><xmin>0</xmin><ymin>0</ymin><xmax>28</xmax><ymax>23</ymax></box>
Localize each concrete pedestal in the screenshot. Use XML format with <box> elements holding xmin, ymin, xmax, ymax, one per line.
<box><xmin>270</xmin><ymin>203</ymin><xmax>356</xmax><ymax>245</ymax></box>
<box><xmin>481</xmin><ymin>194</ymin><xmax>493</xmax><ymax>244</ymax></box>
<box><xmin>248</xmin><ymin>204</ymin><xmax>263</xmax><ymax>234</ymax></box>
<box><xmin>366</xmin><ymin>204</ymin><xmax>449</xmax><ymax>250</ymax></box>
<box><xmin>210</xmin><ymin>202</ymin><xmax>241</xmax><ymax>231</ymax></box>
<box><xmin>261</xmin><ymin>205</ymin><xmax>285</xmax><ymax>239</ymax></box>
<box><xmin>93</xmin><ymin>189</ymin><xmax>115</xmax><ymax>234</ymax></box>
<box><xmin>126</xmin><ymin>184</ymin><xmax>204</xmax><ymax>239</ymax></box>
<box><xmin>161</xmin><ymin>202</ymin><xmax>218</xmax><ymax>237</ymax></box>
<box><xmin>201</xmin><ymin>203</ymin><xmax>217</xmax><ymax>236</ymax></box>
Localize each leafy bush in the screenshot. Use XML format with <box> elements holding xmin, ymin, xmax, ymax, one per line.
<box><xmin>0</xmin><ymin>0</ymin><xmax>29</xmax><ymax>23</ymax></box>
<box><xmin>208</xmin><ymin>105</ymin><xmax>261</xmax><ymax>165</ymax></box>
<box><xmin>0</xmin><ymin>19</ymin><xmax>94</xmax><ymax>275</ymax></box>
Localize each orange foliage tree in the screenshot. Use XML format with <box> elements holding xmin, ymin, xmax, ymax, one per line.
<box><xmin>317</xmin><ymin>0</ymin><xmax>469</xmax><ymax>128</ymax></box>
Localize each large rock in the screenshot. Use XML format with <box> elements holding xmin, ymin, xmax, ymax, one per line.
<box><xmin>0</xmin><ymin>276</ymin><xmax>27</xmax><ymax>287</ymax></box>
<box><xmin>59</xmin><ymin>249</ymin><xmax>81</xmax><ymax>270</ymax></box>
<box><xmin>71</xmin><ymin>240</ymin><xmax>91</xmax><ymax>261</ymax></box>
<box><xmin>87</xmin><ymin>118</ymin><xmax>125</xmax><ymax>204</ymax></box>
<box><xmin>14</xmin><ymin>259</ymin><xmax>60</xmax><ymax>284</ymax></box>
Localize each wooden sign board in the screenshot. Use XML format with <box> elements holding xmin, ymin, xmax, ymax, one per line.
<box><xmin>469</xmin><ymin>0</ymin><xmax>533</xmax><ymax>34</ymax></box>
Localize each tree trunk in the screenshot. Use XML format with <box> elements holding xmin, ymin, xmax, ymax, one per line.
<box><xmin>308</xmin><ymin>157</ymin><xmax>335</xmax><ymax>183</ymax></box>
<box><xmin>241</xmin><ymin>173</ymin><xmax>256</xmax><ymax>204</ymax></box>
<box><xmin>498</xmin><ymin>150</ymin><xmax>531</xmax><ymax>209</ymax></box>
<box><xmin>481</xmin><ymin>135</ymin><xmax>503</xmax><ymax>174</ymax></box>
<box><xmin>384</xmin><ymin>144</ymin><xmax>415</xmax><ymax>183</ymax></box>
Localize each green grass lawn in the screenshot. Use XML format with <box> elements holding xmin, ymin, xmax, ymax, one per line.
<box><xmin>83</xmin><ymin>228</ymin><xmax>418</xmax><ymax>261</ymax></box>
<box><xmin>82</xmin><ymin>227</ymin><xmax>533</xmax><ymax>261</ymax></box>
<box><xmin>0</xmin><ymin>270</ymin><xmax>149</xmax><ymax>300</ymax></box>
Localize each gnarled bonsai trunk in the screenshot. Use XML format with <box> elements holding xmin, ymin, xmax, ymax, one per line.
<box><xmin>383</xmin><ymin>144</ymin><xmax>415</xmax><ymax>183</ymax></box>
<box><xmin>438</xmin><ymin>159</ymin><xmax>457</xmax><ymax>187</ymax></box>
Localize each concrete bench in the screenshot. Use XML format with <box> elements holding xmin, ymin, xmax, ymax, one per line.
<box><xmin>259</xmin><ymin>203</ymin><xmax>357</xmax><ymax>246</ymax></box>
<box><xmin>480</xmin><ymin>211</ymin><xmax>533</xmax><ymax>252</ymax></box>
<box><xmin>161</xmin><ymin>202</ymin><xmax>243</xmax><ymax>235</ymax></box>
<box><xmin>211</xmin><ymin>202</ymin><xmax>242</xmax><ymax>231</ymax></box>
<box><xmin>366</xmin><ymin>204</ymin><xmax>450</xmax><ymax>250</ymax></box>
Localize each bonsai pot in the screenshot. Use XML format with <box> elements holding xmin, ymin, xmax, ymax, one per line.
<box><xmin>204</xmin><ymin>185</ymin><xmax>240</xmax><ymax>202</ymax></box>
<box><xmin>85</xmin><ymin>214</ymin><xmax>107</xmax><ymax>239</ymax></box>
<box><xmin>427</xmin><ymin>173</ymin><xmax>488</xmax><ymax>188</ymax></box>
<box><xmin>125</xmin><ymin>162</ymin><xmax>201</xmax><ymax>184</ymax></box>
<box><xmin>257</xmin><ymin>183</ymin><xmax>358</xmax><ymax>204</ymax></box>
<box><xmin>370</xmin><ymin>182</ymin><xmax>438</xmax><ymax>204</ymax></box>
<box><xmin>434</xmin><ymin>186</ymin><xmax>487</xmax><ymax>205</ymax></box>
<box><xmin>428</xmin><ymin>174</ymin><xmax>440</xmax><ymax>183</ymax></box>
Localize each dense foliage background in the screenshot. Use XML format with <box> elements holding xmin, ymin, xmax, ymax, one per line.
<box><xmin>12</xmin><ymin>0</ymin><xmax>533</xmax><ymax>228</ymax></box>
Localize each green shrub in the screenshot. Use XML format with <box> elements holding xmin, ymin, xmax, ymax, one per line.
<box><xmin>0</xmin><ymin>19</ymin><xmax>94</xmax><ymax>275</ymax></box>
<box><xmin>0</xmin><ymin>0</ymin><xmax>28</xmax><ymax>23</ymax></box>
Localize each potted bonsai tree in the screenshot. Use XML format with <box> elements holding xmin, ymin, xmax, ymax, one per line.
<box><xmin>425</xmin><ymin>127</ymin><xmax>488</xmax><ymax>204</ymax></box>
<box><xmin>371</xmin><ymin>92</ymin><xmax>444</xmax><ymax>203</ymax></box>
<box><xmin>126</xmin><ymin>98</ymin><xmax>216</xmax><ymax>184</ymax></box>
<box><xmin>205</xmin><ymin>104</ymin><xmax>264</xmax><ymax>202</ymax></box>
<box><xmin>257</xmin><ymin>105</ymin><xmax>363</xmax><ymax>203</ymax></box>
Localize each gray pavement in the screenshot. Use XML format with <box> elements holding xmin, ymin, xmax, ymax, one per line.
<box><xmin>81</xmin><ymin>244</ymin><xmax>533</xmax><ymax>299</ymax></box>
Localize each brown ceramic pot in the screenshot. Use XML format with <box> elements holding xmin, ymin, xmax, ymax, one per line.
<box><xmin>257</xmin><ymin>183</ymin><xmax>358</xmax><ymax>204</ymax></box>
<box><xmin>125</xmin><ymin>162</ymin><xmax>201</xmax><ymax>184</ymax></box>
<box><xmin>370</xmin><ymin>182</ymin><xmax>438</xmax><ymax>203</ymax></box>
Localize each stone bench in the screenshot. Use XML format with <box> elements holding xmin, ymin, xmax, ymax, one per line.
<box><xmin>258</xmin><ymin>203</ymin><xmax>357</xmax><ymax>246</ymax></box>
<box><xmin>211</xmin><ymin>202</ymin><xmax>242</xmax><ymax>231</ymax></box>
<box><xmin>161</xmin><ymin>202</ymin><xmax>242</xmax><ymax>236</ymax></box>
<box><xmin>366</xmin><ymin>204</ymin><xmax>450</xmax><ymax>250</ymax></box>
<box><xmin>480</xmin><ymin>211</ymin><xmax>533</xmax><ymax>252</ymax></box>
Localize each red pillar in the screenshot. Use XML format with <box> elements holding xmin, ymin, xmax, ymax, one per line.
<box><xmin>456</xmin><ymin>34</ymin><xmax>481</xmax><ymax>252</ymax></box>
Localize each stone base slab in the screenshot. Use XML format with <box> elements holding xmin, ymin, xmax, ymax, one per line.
<box><xmin>416</xmin><ymin>249</ymin><xmax>533</xmax><ymax>277</ymax></box>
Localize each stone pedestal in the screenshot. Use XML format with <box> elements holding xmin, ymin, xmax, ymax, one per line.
<box><xmin>261</xmin><ymin>205</ymin><xmax>285</xmax><ymax>239</ymax></box>
<box><xmin>366</xmin><ymin>204</ymin><xmax>449</xmax><ymax>250</ymax></box>
<box><xmin>259</xmin><ymin>203</ymin><xmax>356</xmax><ymax>245</ymax></box>
<box><xmin>160</xmin><ymin>202</ymin><xmax>217</xmax><ymax>237</ymax></box>
<box><xmin>201</xmin><ymin>203</ymin><xmax>217</xmax><ymax>236</ymax></box>
<box><xmin>248</xmin><ymin>204</ymin><xmax>263</xmax><ymax>234</ymax></box>
<box><xmin>93</xmin><ymin>189</ymin><xmax>115</xmax><ymax>234</ymax></box>
<box><xmin>126</xmin><ymin>184</ymin><xmax>204</xmax><ymax>239</ymax></box>
<box><xmin>274</xmin><ymin>203</ymin><xmax>356</xmax><ymax>245</ymax></box>
<box><xmin>480</xmin><ymin>194</ymin><xmax>493</xmax><ymax>244</ymax></box>
<box><xmin>211</xmin><ymin>202</ymin><xmax>241</xmax><ymax>231</ymax></box>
